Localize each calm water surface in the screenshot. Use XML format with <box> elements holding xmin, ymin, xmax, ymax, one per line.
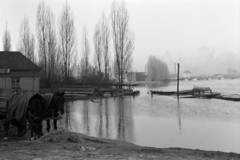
<box><xmin>60</xmin><ymin>79</ymin><xmax>240</xmax><ymax>153</ymax></box>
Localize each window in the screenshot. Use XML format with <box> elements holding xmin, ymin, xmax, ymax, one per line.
<box><xmin>11</xmin><ymin>78</ymin><xmax>20</xmax><ymax>89</ymax></box>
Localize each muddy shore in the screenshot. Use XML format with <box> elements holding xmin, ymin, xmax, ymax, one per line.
<box><xmin>0</xmin><ymin>122</ymin><xmax>239</xmax><ymax>160</ymax></box>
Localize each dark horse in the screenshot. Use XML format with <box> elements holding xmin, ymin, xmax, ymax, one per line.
<box><xmin>42</xmin><ymin>91</ymin><xmax>65</xmax><ymax>132</ymax></box>
<box><xmin>3</xmin><ymin>92</ymin><xmax>45</xmax><ymax>140</ymax></box>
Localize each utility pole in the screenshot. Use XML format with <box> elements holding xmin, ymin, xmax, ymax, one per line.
<box><xmin>177</xmin><ymin>63</ymin><xmax>180</xmax><ymax>100</ymax></box>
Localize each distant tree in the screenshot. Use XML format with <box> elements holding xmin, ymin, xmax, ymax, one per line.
<box><xmin>36</xmin><ymin>1</ymin><xmax>58</xmax><ymax>87</ymax></box>
<box><xmin>93</xmin><ymin>21</ymin><xmax>102</xmax><ymax>78</ymax></box>
<box><xmin>46</xmin><ymin>7</ymin><xmax>58</xmax><ymax>85</ymax></box>
<box><xmin>227</xmin><ymin>68</ymin><xmax>238</xmax><ymax>78</ymax></box>
<box><xmin>81</xmin><ymin>26</ymin><xmax>90</xmax><ymax>80</ymax></box>
<box><xmin>59</xmin><ymin>1</ymin><xmax>77</xmax><ymax>83</ymax></box>
<box><xmin>29</xmin><ymin>35</ymin><xmax>36</xmax><ymax>62</ymax></box>
<box><xmin>147</xmin><ymin>56</ymin><xmax>169</xmax><ymax>81</ymax></box>
<box><xmin>100</xmin><ymin>13</ymin><xmax>110</xmax><ymax>81</ymax></box>
<box><xmin>2</xmin><ymin>21</ymin><xmax>11</xmax><ymax>51</ymax></box>
<box><xmin>18</xmin><ymin>17</ymin><xmax>35</xmax><ymax>62</ymax></box>
<box><xmin>110</xmin><ymin>1</ymin><xmax>134</xmax><ymax>88</ymax></box>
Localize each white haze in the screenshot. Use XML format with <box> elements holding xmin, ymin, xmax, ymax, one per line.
<box><xmin>0</xmin><ymin>0</ymin><xmax>239</xmax><ymax>76</ymax></box>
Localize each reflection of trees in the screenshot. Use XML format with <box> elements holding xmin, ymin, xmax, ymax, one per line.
<box><xmin>117</xmin><ymin>98</ymin><xmax>125</xmax><ymax>140</ymax></box>
<box><xmin>116</xmin><ymin>98</ymin><xmax>134</xmax><ymax>142</ymax></box>
<box><xmin>67</xmin><ymin>97</ymin><xmax>134</xmax><ymax>142</ymax></box>
<box><xmin>65</xmin><ymin>101</ymin><xmax>72</xmax><ymax>130</ymax></box>
<box><xmin>98</xmin><ymin>99</ymin><xmax>103</xmax><ymax>137</ymax></box>
<box><xmin>97</xmin><ymin>98</ymin><xmax>110</xmax><ymax>138</ymax></box>
<box><xmin>83</xmin><ymin>100</ymin><xmax>90</xmax><ymax>135</ymax></box>
<box><xmin>105</xmin><ymin>98</ymin><xmax>109</xmax><ymax>137</ymax></box>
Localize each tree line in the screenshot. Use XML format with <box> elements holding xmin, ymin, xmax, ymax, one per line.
<box><xmin>147</xmin><ymin>56</ymin><xmax>169</xmax><ymax>81</ymax></box>
<box><xmin>2</xmin><ymin>1</ymin><xmax>134</xmax><ymax>88</ymax></box>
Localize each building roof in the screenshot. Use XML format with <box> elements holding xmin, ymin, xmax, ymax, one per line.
<box><xmin>184</xmin><ymin>70</ymin><xmax>191</xmax><ymax>74</ymax></box>
<box><xmin>0</xmin><ymin>51</ymin><xmax>41</xmax><ymax>71</ymax></box>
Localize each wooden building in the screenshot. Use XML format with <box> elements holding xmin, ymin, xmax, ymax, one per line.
<box><xmin>0</xmin><ymin>51</ymin><xmax>41</xmax><ymax>92</ymax></box>
<box><xmin>183</xmin><ymin>70</ymin><xmax>191</xmax><ymax>79</ymax></box>
<box><xmin>127</xmin><ymin>72</ymin><xmax>146</xmax><ymax>82</ymax></box>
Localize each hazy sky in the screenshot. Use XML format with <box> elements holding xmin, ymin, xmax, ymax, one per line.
<box><xmin>0</xmin><ymin>0</ymin><xmax>239</xmax><ymax>75</ymax></box>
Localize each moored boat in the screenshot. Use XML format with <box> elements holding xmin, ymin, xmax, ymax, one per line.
<box><xmin>150</xmin><ymin>89</ymin><xmax>198</xmax><ymax>96</ymax></box>
<box><xmin>151</xmin><ymin>86</ymin><xmax>221</xmax><ymax>99</ymax></box>
<box><xmin>150</xmin><ymin>90</ymin><xmax>175</xmax><ymax>95</ymax></box>
<box><xmin>192</xmin><ymin>86</ymin><xmax>220</xmax><ymax>98</ymax></box>
<box><xmin>215</xmin><ymin>94</ymin><xmax>240</xmax><ymax>102</ymax></box>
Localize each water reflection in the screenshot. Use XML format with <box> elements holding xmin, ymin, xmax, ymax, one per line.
<box><xmin>117</xmin><ymin>98</ymin><xmax>125</xmax><ymax>140</ymax></box>
<box><xmin>65</xmin><ymin>97</ymin><xmax>135</xmax><ymax>143</ymax></box>
<box><xmin>145</xmin><ymin>82</ymin><xmax>169</xmax><ymax>89</ymax></box>
<box><xmin>177</xmin><ymin>100</ymin><xmax>182</xmax><ymax>134</ymax></box>
<box><xmin>63</xmin><ymin>79</ymin><xmax>240</xmax><ymax>153</ymax></box>
<box><xmin>64</xmin><ymin>101</ymin><xmax>72</xmax><ymax>130</ymax></box>
<box><xmin>98</xmin><ymin>99</ymin><xmax>103</xmax><ymax>137</ymax></box>
<box><xmin>83</xmin><ymin>100</ymin><xmax>90</xmax><ymax>135</ymax></box>
<box><xmin>105</xmin><ymin>98</ymin><xmax>110</xmax><ymax>137</ymax></box>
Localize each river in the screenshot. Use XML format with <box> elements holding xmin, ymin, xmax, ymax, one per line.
<box><xmin>60</xmin><ymin>79</ymin><xmax>240</xmax><ymax>153</ymax></box>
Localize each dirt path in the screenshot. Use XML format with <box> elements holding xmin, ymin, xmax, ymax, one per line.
<box><xmin>0</xmin><ymin>128</ymin><xmax>239</xmax><ymax>160</ymax></box>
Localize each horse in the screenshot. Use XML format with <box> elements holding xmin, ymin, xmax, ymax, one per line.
<box><xmin>3</xmin><ymin>92</ymin><xmax>45</xmax><ymax>140</ymax></box>
<box><xmin>42</xmin><ymin>91</ymin><xmax>65</xmax><ymax>132</ymax></box>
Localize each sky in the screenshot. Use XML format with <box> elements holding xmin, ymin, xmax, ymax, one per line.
<box><xmin>0</xmin><ymin>0</ymin><xmax>239</xmax><ymax>75</ymax></box>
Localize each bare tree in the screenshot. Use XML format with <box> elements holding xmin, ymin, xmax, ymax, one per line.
<box><xmin>81</xmin><ymin>26</ymin><xmax>90</xmax><ymax>78</ymax></box>
<box><xmin>93</xmin><ymin>22</ymin><xmax>102</xmax><ymax>78</ymax></box>
<box><xmin>36</xmin><ymin>1</ymin><xmax>48</xmax><ymax>86</ymax></box>
<box><xmin>29</xmin><ymin>35</ymin><xmax>36</xmax><ymax>62</ymax></box>
<box><xmin>147</xmin><ymin>56</ymin><xmax>169</xmax><ymax>81</ymax></box>
<box><xmin>18</xmin><ymin>17</ymin><xmax>35</xmax><ymax>61</ymax></box>
<box><xmin>110</xmin><ymin>1</ymin><xmax>134</xmax><ymax>88</ymax></box>
<box><xmin>46</xmin><ymin>7</ymin><xmax>57</xmax><ymax>85</ymax></box>
<box><xmin>2</xmin><ymin>21</ymin><xmax>11</xmax><ymax>51</ymax></box>
<box><xmin>100</xmin><ymin>13</ymin><xmax>110</xmax><ymax>81</ymax></box>
<box><xmin>36</xmin><ymin>1</ymin><xmax>57</xmax><ymax>87</ymax></box>
<box><xmin>59</xmin><ymin>1</ymin><xmax>76</xmax><ymax>83</ymax></box>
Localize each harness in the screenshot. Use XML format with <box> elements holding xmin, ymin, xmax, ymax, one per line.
<box><xmin>27</xmin><ymin>110</ymin><xmax>41</xmax><ymax>122</ymax></box>
<box><xmin>45</xmin><ymin>95</ymin><xmax>64</xmax><ymax>119</ymax></box>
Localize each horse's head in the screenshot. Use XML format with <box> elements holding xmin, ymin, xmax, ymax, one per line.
<box><xmin>28</xmin><ymin>96</ymin><xmax>45</xmax><ymax>138</ymax></box>
<box><xmin>54</xmin><ymin>91</ymin><xmax>65</xmax><ymax>115</ymax></box>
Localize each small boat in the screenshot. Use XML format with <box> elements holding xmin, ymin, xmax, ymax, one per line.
<box><xmin>150</xmin><ymin>89</ymin><xmax>197</xmax><ymax>96</ymax></box>
<box><xmin>151</xmin><ymin>86</ymin><xmax>221</xmax><ymax>99</ymax></box>
<box><xmin>150</xmin><ymin>90</ymin><xmax>175</xmax><ymax>95</ymax></box>
<box><xmin>216</xmin><ymin>94</ymin><xmax>240</xmax><ymax>102</ymax></box>
<box><xmin>192</xmin><ymin>86</ymin><xmax>220</xmax><ymax>98</ymax></box>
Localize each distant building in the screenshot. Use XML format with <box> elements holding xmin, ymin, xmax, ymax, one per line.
<box><xmin>183</xmin><ymin>70</ymin><xmax>191</xmax><ymax>79</ymax></box>
<box><xmin>127</xmin><ymin>72</ymin><xmax>146</xmax><ymax>82</ymax></box>
<box><xmin>213</xmin><ymin>74</ymin><xmax>224</xmax><ymax>80</ymax></box>
<box><xmin>0</xmin><ymin>51</ymin><xmax>41</xmax><ymax>92</ymax></box>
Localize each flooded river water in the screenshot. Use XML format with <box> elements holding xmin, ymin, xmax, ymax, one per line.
<box><xmin>61</xmin><ymin>79</ymin><xmax>240</xmax><ymax>153</ymax></box>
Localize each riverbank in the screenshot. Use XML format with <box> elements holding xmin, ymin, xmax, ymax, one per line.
<box><xmin>0</xmin><ymin>127</ymin><xmax>239</xmax><ymax>160</ymax></box>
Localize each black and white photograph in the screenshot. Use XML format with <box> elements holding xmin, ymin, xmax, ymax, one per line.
<box><xmin>0</xmin><ymin>0</ymin><xmax>240</xmax><ymax>159</ymax></box>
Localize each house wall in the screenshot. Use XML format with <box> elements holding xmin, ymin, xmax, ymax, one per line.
<box><xmin>127</xmin><ymin>72</ymin><xmax>146</xmax><ymax>82</ymax></box>
<box><xmin>183</xmin><ymin>73</ymin><xmax>191</xmax><ymax>79</ymax></box>
<box><xmin>0</xmin><ymin>78</ymin><xmax>11</xmax><ymax>88</ymax></box>
<box><xmin>136</xmin><ymin>72</ymin><xmax>146</xmax><ymax>81</ymax></box>
<box><xmin>127</xmin><ymin>73</ymin><xmax>136</xmax><ymax>82</ymax></box>
<box><xmin>0</xmin><ymin>71</ymin><xmax>40</xmax><ymax>91</ymax></box>
<box><xmin>20</xmin><ymin>77</ymin><xmax>40</xmax><ymax>91</ymax></box>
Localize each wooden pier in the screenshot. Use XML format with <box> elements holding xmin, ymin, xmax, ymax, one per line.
<box><xmin>58</xmin><ymin>83</ymin><xmax>140</xmax><ymax>99</ymax></box>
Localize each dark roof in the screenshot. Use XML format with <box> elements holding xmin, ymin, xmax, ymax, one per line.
<box><xmin>0</xmin><ymin>51</ymin><xmax>41</xmax><ymax>71</ymax></box>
